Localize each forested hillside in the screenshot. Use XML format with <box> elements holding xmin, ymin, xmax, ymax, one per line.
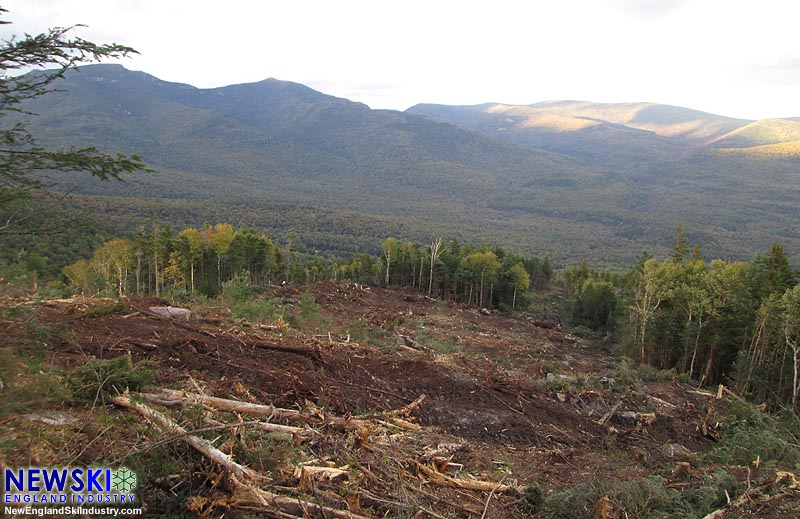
<box><xmin>5</xmin><ymin>64</ymin><xmax>799</xmax><ymax>270</ymax></box>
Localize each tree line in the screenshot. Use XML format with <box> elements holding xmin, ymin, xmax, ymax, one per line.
<box><xmin>57</xmin><ymin>219</ymin><xmax>800</xmax><ymax>410</ymax></box>
<box><xmin>61</xmin><ymin>221</ymin><xmax>553</xmax><ymax>310</ymax></box>
<box><xmin>566</xmin><ymin>228</ymin><xmax>799</xmax><ymax>410</ymax></box>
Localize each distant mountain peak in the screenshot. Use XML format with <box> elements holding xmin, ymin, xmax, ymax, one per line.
<box><xmin>12</xmin><ymin>65</ymin><xmax>800</xmax><ymax>265</ymax></box>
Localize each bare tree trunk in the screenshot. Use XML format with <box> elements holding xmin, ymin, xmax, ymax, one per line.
<box><xmin>135</xmin><ymin>252</ymin><xmax>141</xmax><ymax>296</ymax></box>
<box><xmin>793</xmin><ymin>346</ymin><xmax>799</xmax><ymax>411</ymax></box>
<box><xmin>689</xmin><ymin>321</ymin><xmax>703</xmax><ymax>379</ymax></box>
<box><xmin>154</xmin><ymin>248</ymin><xmax>160</xmax><ymax>297</ymax></box>
<box><xmin>479</xmin><ymin>269</ymin><xmax>485</xmax><ymax>307</ymax></box>
<box><xmin>418</xmin><ymin>255</ymin><xmax>424</xmax><ymax>293</ymax></box>
<box><xmin>384</xmin><ymin>249</ymin><xmax>391</xmax><ymax>285</ymax></box>
<box><xmin>411</xmin><ymin>255</ymin><xmax>417</xmax><ymax>290</ymax></box>
<box><xmin>217</xmin><ymin>253</ymin><xmax>222</xmax><ymax>290</ymax></box>
<box><xmin>110</xmin><ymin>394</ymin><xmax>260</xmax><ymax>481</ymax></box>
<box><xmin>429</xmin><ymin>237</ymin><xmax>443</xmax><ymax>296</ymax></box>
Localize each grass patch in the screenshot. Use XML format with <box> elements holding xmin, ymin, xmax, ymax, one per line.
<box><xmin>416</xmin><ymin>328</ymin><xmax>459</xmax><ymax>353</ymax></box>
<box><xmin>0</xmin><ymin>347</ymin><xmax>67</xmax><ymax>418</ymax></box>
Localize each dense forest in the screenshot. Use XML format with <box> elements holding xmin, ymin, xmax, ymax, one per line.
<box><xmin>564</xmin><ymin>229</ymin><xmax>800</xmax><ymax>410</ymax></box>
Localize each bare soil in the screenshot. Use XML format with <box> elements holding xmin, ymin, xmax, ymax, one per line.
<box><xmin>1</xmin><ymin>282</ymin><xmax>798</xmax><ymax>518</ymax></box>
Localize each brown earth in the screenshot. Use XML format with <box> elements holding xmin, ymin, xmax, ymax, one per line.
<box><xmin>1</xmin><ymin>282</ymin><xmax>798</xmax><ymax>518</ymax></box>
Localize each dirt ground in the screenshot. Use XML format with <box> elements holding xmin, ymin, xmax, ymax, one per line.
<box><xmin>2</xmin><ymin>282</ymin><xmax>798</xmax><ymax>518</ymax></box>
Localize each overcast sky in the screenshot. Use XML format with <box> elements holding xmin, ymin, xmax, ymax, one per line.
<box><xmin>2</xmin><ymin>0</ymin><xmax>800</xmax><ymax>119</ymax></box>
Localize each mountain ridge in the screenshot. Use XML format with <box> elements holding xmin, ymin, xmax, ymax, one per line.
<box><xmin>8</xmin><ymin>64</ymin><xmax>800</xmax><ymax>265</ymax></box>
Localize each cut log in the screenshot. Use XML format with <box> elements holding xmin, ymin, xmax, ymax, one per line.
<box><xmin>250</xmin><ymin>340</ymin><xmax>321</xmax><ymax>357</ymax></box>
<box><xmin>204</xmin><ymin>417</ymin><xmax>311</xmax><ymax>439</ymax></box>
<box><xmin>229</xmin><ymin>480</ymin><xmax>375</xmax><ymax>519</ymax></box>
<box><xmin>408</xmin><ymin>459</ymin><xmax>516</xmax><ymax>493</ymax></box>
<box><xmin>151</xmin><ymin>389</ymin><xmax>305</xmax><ymax>422</ymax></box>
<box><xmin>113</xmin><ymin>394</ymin><xmax>372</xmax><ymax>519</ymax></box>
<box><xmin>136</xmin><ymin>390</ymin><xmax>373</xmax><ymax>431</ymax></box>
<box><xmin>399</xmin><ymin>334</ymin><xmax>432</xmax><ymax>352</ymax></box>
<box><xmin>110</xmin><ymin>394</ymin><xmax>261</xmax><ymax>481</ymax></box>
<box><xmin>294</xmin><ymin>465</ymin><xmax>349</xmax><ymax>483</ymax></box>
<box><xmin>390</xmin><ymin>394</ymin><xmax>428</xmax><ymax>417</ymax></box>
<box><xmin>135</xmin><ymin>306</ymin><xmax>217</xmax><ymax>337</ymax></box>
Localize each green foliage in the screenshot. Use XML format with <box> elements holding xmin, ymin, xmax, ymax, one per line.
<box><xmin>542</xmin><ymin>473</ymin><xmax>737</xmax><ymax>519</ymax></box>
<box><xmin>82</xmin><ymin>301</ymin><xmax>125</xmax><ymax>318</ymax></box>
<box><xmin>704</xmin><ymin>399</ymin><xmax>800</xmax><ymax>468</ymax></box>
<box><xmin>221</xmin><ymin>271</ymin><xmax>252</xmax><ymax>303</ymax></box>
<box><xmin>569</xmin><ymin>278</ymin><xmax>617</xmax><ymax>331</ymax></box>
<box><xmin>416</xmin><ymin>328</ymin><xmax>459</xmax><ymax>354</ymax></box>
<box><xmin>233</xmin><ymin>297</ymin><xmax>283</xmax><ymax>326</ymax></box>
<box><xmin>0</xmin><ymin>347</ymin><xmax>67</xmax><ymax>418</ymax></box>
<box><xmin>67</xmin><ymin>355</ymin><xmax>155</xmax><ymax>403</ymax></box>
<box><xmin>0</xmin><ymin>9</ymin><xmax>150</xmax><ymax>235</ymax></box>
<box><xmin>221</xmin><ymin>271</ymin><xmax>283</xmax><ymax>325</ymax></box>
<box><xmin>521</xmin><ymin>484</ymin><xmax>544</xmax><ymax>514</ymax></box>
<box><xmin>613</xmin><ymin>236</ymin><xmax>800</xmax><ymax>409</ymax></box>
<box><xmin>296</xmin><ymin>288</ymin><xmax>326</xmax><ymax>331</ymax></box>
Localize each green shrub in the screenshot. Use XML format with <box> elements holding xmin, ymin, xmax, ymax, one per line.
<box><xmin>82</xmin><ymin>301</ymin><xmax>125</xmax><ymax>318</ymax></box>
<box><xmin>704</xmin><ymin>398</ymin><xmax>800</xmax><ymax>468</ymax></box>
<box><xmin>543</xmin><ymin>473</ymin><xmax>739</xmax><ymax>519</ymax></box>
<box><xmin>296</xmin><ymin>288</ymin><xmax>327</xmax><ymax>331</ymax></box>
<box><xmin>231</xmin><ymin>297</ymin><xmax>283</xmax><ymax>325</ymax></box>
<box><xmin>221</xmin><ymin>271</ymin><xmax>252</xmax><ymax>304</ymax></box>
<box><xmin>68</xmin><ymin>355</ymin><xmax>156</xmax><ymax>403</ymax></box>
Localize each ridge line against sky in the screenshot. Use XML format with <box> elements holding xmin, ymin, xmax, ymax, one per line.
<box><xmin>2</xmin><ymin>0</ymin><xmax>800</xmax><ymax>120</ymax></box>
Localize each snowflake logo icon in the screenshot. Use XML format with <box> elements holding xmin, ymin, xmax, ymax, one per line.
<box><xmin>112</xmin><ymin>467</ymin><xmax>137</xmax><ymax>493</ymax></box>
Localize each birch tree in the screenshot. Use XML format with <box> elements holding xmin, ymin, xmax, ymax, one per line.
<box><xmin>428</xmin><ymin>237</ymin><xmax>444</xmax><ymax>295</ymax></box>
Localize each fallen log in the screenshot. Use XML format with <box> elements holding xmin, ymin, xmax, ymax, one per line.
<box><xmin>151</xmin><ymin>389</ymin><xmax>305</xmax><ymax>422</ymax></box>
<box><xmin>380</xmin><ymin>417</ymin><xmax>421</xmax><ymax>430</ymax></box>
<box><xmin>398</xmin><ymin>334</ymin><xmax>432</xmax><ymax>352</ymax></box>
<box><xmin>250</xmin><ymin>340</ymin><xmax>321</xmax><ymax>357</ymax></box>
<box><xmin>113</xmin><ymin>395</ymin><xmax>373</xmax><ymax>519</ymax></box>
<box><xmin>137</xmin><ymin>304</ymin><xmax>319</xmax><ymax>357</ymax></box>
<box><xmin>229</xmin><ymin>480</ymin><xmax>375</xmax><ymax>519</ymax></box>
<box><xmin>139</xmin><ymin>389</ymin><xmax>374</xmax><ymax>431</ymax></box>
<box><xmin>110</xmin><ymin>394</ymin><xmax>261</xmax><ymax>481</ymax></box>
<box><xmin>408</xmin><ymin>459</ymin><xmax>516</xmax><ymax>493</ymax></box>
<box><xmin>294</xmin><ymin>465</ymin><xmax>349</xmax><ymax>485</ymax></box>
<box><xmin>204</xmin><ymin>417</ymin><xmax>312</xmax><ymax>439</ymax></box>
<box><xmin>135</xmin><ymin>306</ymin><xmax>217</xmax><ymax>338</ymax></box>
<box><xmin>390</xmin><ymin>394</ymin><xmax>427</xmax><ymax>417</ymax></box>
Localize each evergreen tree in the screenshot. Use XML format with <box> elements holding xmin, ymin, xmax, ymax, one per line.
<box><xmin>0</xmin><ymin>8</ymin><xmax>149</xmax><ymax>235</ymax></box>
